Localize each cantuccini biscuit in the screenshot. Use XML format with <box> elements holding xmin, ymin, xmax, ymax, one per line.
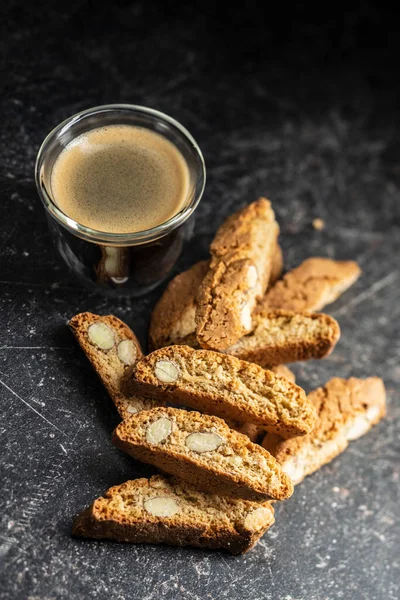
<box><xmin>125</xmin><ymin>345</ymin><xmax>316</xmax><ymax>438</ymax></box>
<box><xmin>225</xmin><ymin>310</ymin><xmax>340</xmax><ymax>367</ymax></box>
<box><xmin>149</xmin><ymin>242</ymin><xmax>283</xmax><ymax>352</ymax></box>
<box><xmin>195</xmin><ymin>198</ymin><xmax>280</xmax><ymax>351</ymax></box>
<box><xmin>72</xmin><ymin>474</ymin><xmax>275</xmax><ymax>554</ymax></box>
<box><xmin>149</xmin><ymin>260</ymin><xmax>209</xmax><ymax>350</ymax></box>
<box><xmin>69</xmin><ymin>312</ymin><xmax>162</xmax><ymax>419</ymax></box>
<box><xmin>112</xmin><ymin>408</ymin><xmax>293</xmax><ymax>500</ymax></box>
<box><xmin>258</xmin><ymin>257</ymin><xmax>361</xmax><ymax>314</ymax></box>
<box><xmin>150</xmin><ymin>257</ymin><xmax>359</xmax><ymax>355</ymax></box>
<box><xmin>262</xmin><ymin>377</ymin><xmax>386</xmax><ymax>485</ymax></box>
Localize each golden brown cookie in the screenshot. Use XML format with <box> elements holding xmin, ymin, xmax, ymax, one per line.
<box><xmin>72</xmin><ymin>474</ymin><xmax>275</xmax><ymax>554</ymax></box>
<box><xmin>149</xmin><ymin>242</ymin><xmax>283</xmax><ymax>352</ymax></box>
<box><xmin>258</xmin><ymin>257</ymin><xmax>361</xmax><ymax>313</ymax></box>
<box><xmin>149</xmin><ymin>260</ymin><xmax>209</xmax><ymax>351</ymax></box>
<box><xmin>125</xmin><ymin>345</ymin><xmax>316</xmax><ymax>438</ymax></box>
<box><xmin>195</xmin><ymin>198</ymin><xmax>279</xmax><ymax>351</ymax></box>
<box><xmin>262</xmin><ymin>377</ymin><xmax>386</xmax><ymax>485</ymax></box>
<box><xmin>112</xmin><ymin>407</ymin><xmax>293</xmax><ymax>500</ymax></box>
<box><xmin>225</xmin><ymin>310</ymin><xmax>340</xmax><ymax>367</ymax></box>
<box><xmin>69</xmin><ymin>312</ymin><xmax>162</xmax><ymax>419</ymax></box>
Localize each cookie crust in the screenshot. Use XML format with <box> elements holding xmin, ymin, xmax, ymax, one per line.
<box><xmin>126</xmin><ymin>345</ymin><xmax>316</xmax><ymax>438</ymax></box>
<box><xmin>195</xmin><ymin>198</ymin><xmax>279</xmax><ymax>350</ymax></box>
<box><xmin>112</xmin><ymin>407</ymin><xmax>293</xmax><ymax>500</ymax></box>
<box><xmin>73</xmin><ymin>474</ymin><xmax>275</xmax><ymax>554</ymax></box>
<box><xmin>69</xmin><ymin>312</ymin><xmax>162</xmax><ymax>418</ymax></box>
<box><xmin>262</xmin><ymin>377</ymin><xmax>386</xmax><ymax>484</ymax></box>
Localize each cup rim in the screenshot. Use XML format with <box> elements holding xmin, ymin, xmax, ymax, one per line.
<box><xmin>35</xmin><ymin>104</ymin><xmax>206</xmax><ymax>245</ymax></box>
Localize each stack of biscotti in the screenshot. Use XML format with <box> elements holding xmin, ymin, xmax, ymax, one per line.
<box><xmin>148</xmin><ymin>197</ymin><xmax>356</xmax><ymax>439</ymax></box>
<box><xmin>70</xmin><ymin>198</ymin><xmax>386</xmax><ymax>555</ymax></box>
<box><xmin>69</xmin><ymin>311</ymin><xmax>307</xmax><ymax>552</ymax></box>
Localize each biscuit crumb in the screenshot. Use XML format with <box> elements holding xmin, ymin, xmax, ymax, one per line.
<box><xmin>312</xmin><ymin>218</ymin><xmax>325</xmax><ymax>231</ymax></box>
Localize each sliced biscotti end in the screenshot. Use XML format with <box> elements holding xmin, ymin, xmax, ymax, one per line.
<box><xmin>326</xmin><ymin>376</ymin><xmax>386</xmax><ymax>441</ymax></box>
<box><xmin>209</xmin><ymin>197</ymin><xmax>277</xmax><ymax>259</ymax></box>
<box><xmin>69</xmin><ymin>312</ymin><xmax>143</xmax><ymax>365</ymax></box>
<box><xmin>226</xmin><ymin>310</ymin><xmax>341</xmax><ymax>367</ymax></box>
<box><xmin>195</xmin><ymin>258</ymin><xmax>262</xmax><ymax>351</ymax></box>
<box><xmin>296</xmin><ymin>257</ymin><xmax>362</xmax><ymax>299</ymax></box>
<box><xmin>259</xmin><ymin>257</ymin><xmax>361</xmax><ymax>313</ymax></box>
<box><xmin>69</xmin><ymin>312</ymin><xmax>151</xmax><ymax>418</ymax></box>
<box><xmin>127</xmin><ymin>345</ymin><xmax>316</xmax><ymax>438</ymax></box>
<box><xmin>299</xmin><ymin>377</ymin><xmax>386</xmax><ymax>445</ymax></box>
<box><xmin>262</xmin><ymin>428</ymin><xmax>348</xmax><ymax>486</ymax></box>
<box><xmin>72</xmin><ymin>475</ymin><xmax>275</xmax><ymax>554</ymax></box>
<box><xmin>149</xmin><ymin>261</ymin><xmax>209</xmax><ymax>351</ymax></box>
<box><xmin>195</xmin><ymin>198</ymin><xmax>280</xmax><ymax>351</ymax></box>
<box><xmin>262</xmin><ymin>376</ymin><xmax>386</xmax><ymax>485</ymax></box>
<box><xmin>148</xmin><ymin>243</ymin><xmax>283</xmax><ymax>353</ymax></box>
<box><xmin>113</xmin><ymin>407</ymin><xmax>294</xmax><ymax>501</ymax></box>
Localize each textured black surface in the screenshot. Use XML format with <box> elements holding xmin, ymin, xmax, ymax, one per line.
<box><xmin>1</xmin><ymin>3</ymin><xmax>400</xmax><ymax>599</ymax></box>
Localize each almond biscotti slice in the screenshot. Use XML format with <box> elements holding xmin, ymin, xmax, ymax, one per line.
<box><xmin>225</xmin><ymin>310</ymin><xmax>340</xmax><ymax>367</ymax></box>
<box><xmin>258</xmin><ymin>257</ymin><xmax>361</xmax><ymax>314</ymax></box>
<box><xmin>149</xmin><ymin>243</ymin><xmax>283</xmax><ymax>352</ymax></box>
<box><xmin>72</xmin><ymin>474</ymin><xmax>275</xmax><ymax>554</ymax></box>
<box><xmin>149</xmin><ymin>260</ymin><xmax>210</xmax><ymax>350</ymax></box>
<box><xmin>69</xmin><ymin>312</ymin><xmax>162</xmax><ymax>419</ymax></box>
<box><xmin>112</xmin><ymin>408</ymin><xmax>293</xmax><ymax>500</ymax></box>
<box><xmin>262</xmin><ymin>377</ymin><xmax>386</xmax><ymax>485</ymax></box>
<box><xmin>126</xmin><ymin>345</ymin><xmax>316</xmax><ymax>438</ymax></box>
<box><xmin>196</xmin><ymin>198</ymin><xmax>280</xmax><ymax>351</ymax></box>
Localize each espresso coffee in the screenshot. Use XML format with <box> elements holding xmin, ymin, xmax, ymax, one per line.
<box><xmin>51</xmin><ymin>124</ymin><xmax>190</xmax><ymax>234</ymax></box>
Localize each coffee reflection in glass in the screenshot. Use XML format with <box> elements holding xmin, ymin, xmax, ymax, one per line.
<box><xmin>35</xmin><ymin>105</ymin><xmax>206</xmax><ymax>297</ymax></box>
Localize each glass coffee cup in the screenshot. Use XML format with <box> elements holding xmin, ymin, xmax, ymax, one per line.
<box><xmin>35</xmin><ymin>104</ymin><xmax>206</xmax><ymax>297</ymax></box>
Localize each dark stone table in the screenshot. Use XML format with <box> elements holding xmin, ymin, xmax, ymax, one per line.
<box><xmin>1</xmin><ymin>4</ymin><xmax>399</xmax><ymax>599</ymax></box>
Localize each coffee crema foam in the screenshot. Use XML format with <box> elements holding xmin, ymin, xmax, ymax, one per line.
<box><xmin>51</xmin><ymin>125</ymin><xmax>190</xmax><ymax>234</ymax></box>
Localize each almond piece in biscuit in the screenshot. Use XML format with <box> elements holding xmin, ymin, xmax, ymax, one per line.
<box><xmin>69</xmin><ymin>312</ymin><xmax>163</xmax><ymax>419</ymax></box>
<box><xmin>225</xmin><ymin>310</ymin><xmax>340</xmax><ymax>367</ymax></box>
<box><xmin>72</xmin><ymin>474</ymin><xmax>275</xmax><ymax>554</ymax></box>
<box><xmin>262</xmin><ymin>377</ymin><xmax>386</xmax><ymax>485</ymax></box>
<box><xmin>125</xmin><ymin>345</ymin><xmax>316</xmax><ymax>438</ymax></box>
<box><xmin>258</xmin><ymin>257</ymin><xmax>361</xmax><ymax>314</ymax></box>
<box><xmin>112</xmin><ymin>407</ymin><xmax>293</xmax><ymax>500</ymax></box>
<box><xmin>196</xmin><ymin>198</ymin><xmax>279</xmax><ymax>351</ymax></box>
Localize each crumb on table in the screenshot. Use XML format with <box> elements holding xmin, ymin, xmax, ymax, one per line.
<box><xmin>312</xmin><ymin>218</ymin><xmax>325</xmax><ymax>231</ymax></box>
